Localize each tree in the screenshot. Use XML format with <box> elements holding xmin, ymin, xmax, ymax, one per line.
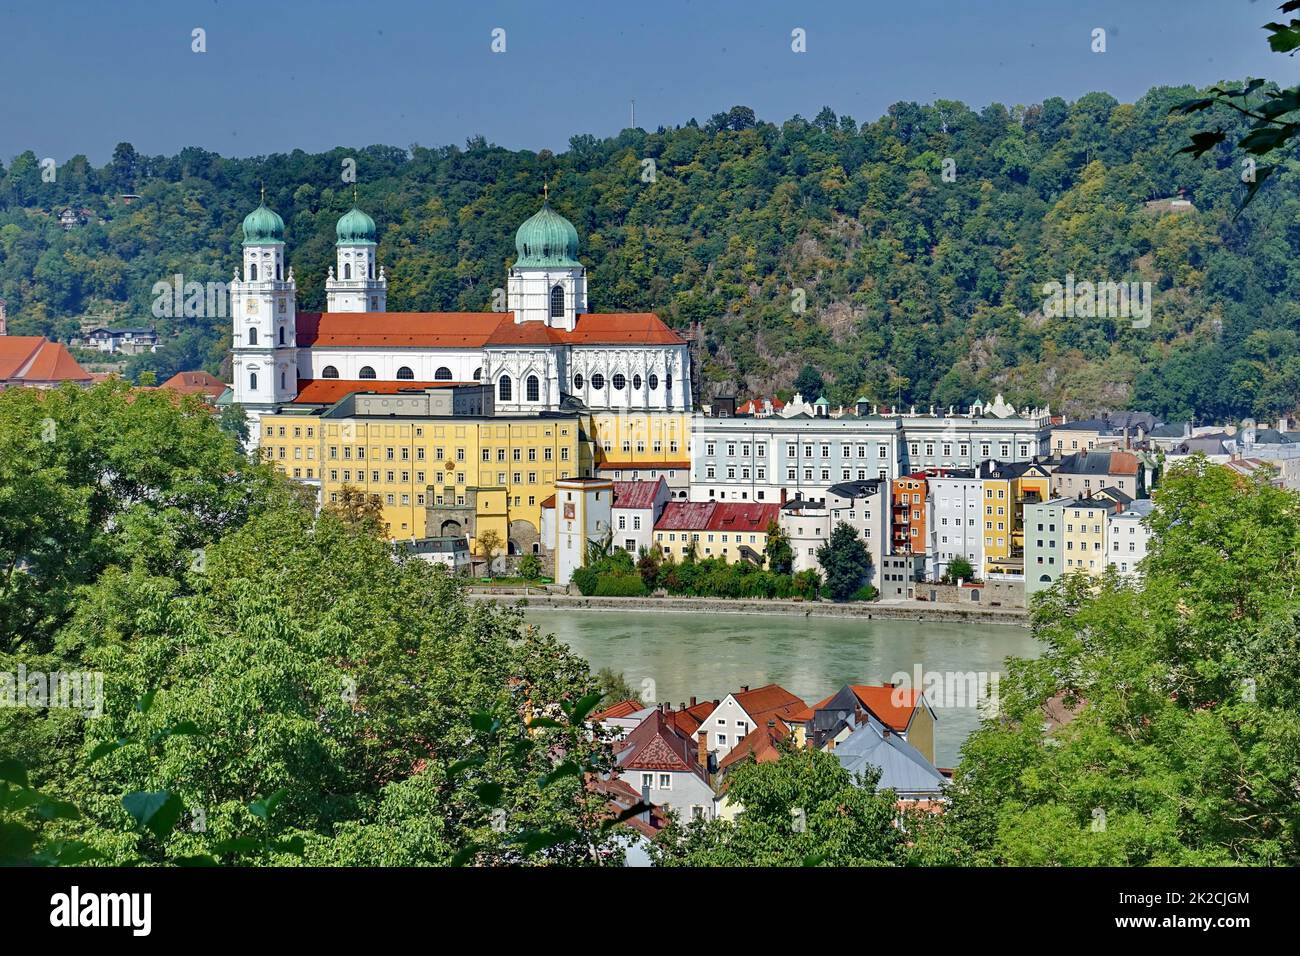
<box><xmin>793</xmin><ymin>364</ymin><xmax>824</xmax><ymax>400</ymax></box>
<box><xmin>476</xmin><ymin>529</ymin><xmax>504</xmax><ymax>578</ymax></box>
<box><xmin>517</xmin><ymin>553</ymin><xmax>542</xmax><ymax>582</ymax></box>
<box><xmin>650</xmin><ymin>745</ymin><xmax>905</xmax><ymax>866</ymax></box>
<box><xmin>914</xmin><ymin>459</ymin><xmax>1300</xmax><ymax>866</ymax></box>
<box><xmin>218</xmin><ymin>403</ymin><xmax>250</xmax><ymax>445</ymax></box>
<box><xmin>594</xmin><ymin>668</ymin><xmax>637</xmax><ymax>706</ymax></box>
<box><xmin>763</xmin><ymin>521</ymin><xmax>794</xmax><ymax>575</ymax></box>
<box><xmin>815</xmin><ymin>523</ymin><xmax>872</xmax><ymax>601</ymax></box>
<box><xmin>323</xmin><ymin>484</ymin><xmax>386</xmax><ymax>537</ymax></box>
<box><xmin>942</xmin><ymin>556</ymin><xmax>976</xmax><ymax>584</ymax></box>
<box><xmin>1171</xmin><ymin>8</ymin><xmax>1300</xmax><ymax>209</ymax></box>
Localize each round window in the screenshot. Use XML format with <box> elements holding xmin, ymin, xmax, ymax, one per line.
<box><xmin>648</xmin><ymin>374</ymin><xmax>659</xmax><ymax>390</ymax></box>
<box><xmin>612</xmin><ymin>374</ymin><xmax>626</xmax><ymax>390</ymax></box>
<box><xmin>573</xmin><ymin>374</ymin><xmax>584</xmax><ymax>389</ymax></box>
<box><xmin>591</xmin><ymin>373</ymin><xmax>605</xmax><ymax>390</ymax></box>
<box><xmin>633</xmin><ymin>374</ymin><xmax>642</xmax><ymax>389</ymax></box>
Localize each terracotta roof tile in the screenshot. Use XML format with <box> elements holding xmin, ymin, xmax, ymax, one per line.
<box><xmin>705</xmin><ymin>502</ymin><xmax>779</xmax><ymax>533</ymax></box>
<box><xmin>591</xmin><ymin>698</ymin><xmax>644</xmax><ymax>721</ymax></box>
<box><xmin>612</xmin><ymin>478</ymin><xmax>667</xmax><ymax>511</ymax></box>
<box><xmin>295</xmin><ymin>310</ymin><xmax>684</xmax><ymax>350</ymax></box>
<box><xmin>0</xmin><ymin>337</ymin><xmax>91</xmax><ymax>385</ymax></box>
<box><xmin>291</xmin><ymin>378</ymin><xmax>458</xmax><ymax>404</ymax></box>
<box><xmin>733</xmin><ymin>684</ymin><xmax>809</xmax><ymax>726</ymax></box>
<box><xmin>654</xmin><ymin>501</ymin><xmax>717</xmax><ymax>531</ymax></box>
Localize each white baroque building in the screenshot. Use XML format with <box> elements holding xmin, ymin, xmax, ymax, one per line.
<box><xmin>230</xmin><ymin>198</ymin><xmax>692</xmax><ymax>443</ymax></box>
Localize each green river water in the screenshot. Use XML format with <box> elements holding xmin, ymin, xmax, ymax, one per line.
<box><xmin>523</xmin><ymin>608</ymin><xmax>1039</xmax><ymax>768</ymax></box>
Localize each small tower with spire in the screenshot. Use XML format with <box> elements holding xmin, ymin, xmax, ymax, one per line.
<box><xmin>326</xmin><ymin>192</ymin><xmax>386</xmax><ymax>312</ymax></box>
<box><xmin>229</xmin><ymin>191</ymin><xmax>298</xmax><ymax>438</ymax></box>
<box><xmin>508</xmin><ymin>182</ymin><xmax>585</xmax><ymax>331</ymax></box>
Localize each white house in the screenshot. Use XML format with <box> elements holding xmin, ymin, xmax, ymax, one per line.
<box><xmin>547</xmin><ymin>477</ymin><xmax>613</xmax><ymax>585</ymax></box>
<box><xmin>611</xmin><ymin>477</ymin><xmax>670</xmax><ymax>555</ymax></box>
<box><xmin>1106</xmin><ymin>499</ymin><xmax>1154</xmax><ymax>578</ymax></box>
<box><xmin>925</xmin><ymin>469</ymin><xmax>984</xmax><ymax>580</ymax></box>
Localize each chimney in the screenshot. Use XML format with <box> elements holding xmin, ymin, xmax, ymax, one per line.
<box><xmin>740</xmin><ymin>685</ymin><xmax>749</xmax><ymax>693</ymax></box>
<box><xmin>696</xmin><ymin>731</ymin><xmax>708</xmax><ymax>767</ymax></box>
<box><xmin>767</xmin><ymin>719</ymin><xmax>776</xmax><ymax>729</ymax></box>
<box><xmin>689</xmin><ymin>696</ymin><xmax>697</xmax><ymax>707</ymax></box>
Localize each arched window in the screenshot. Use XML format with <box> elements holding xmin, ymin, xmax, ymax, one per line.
<box><xmin>280</xmin><ymin>371</ymin><xmax>286</xmax><ymax>389</ymax></box>
<box><xmin>591</xmin><ymin>373</ymin><xmax>605</xmax><ymax>390</ymax></box>
<box><xmin>322</xmin><ymin>365</ymin><xmax>339</xmax><ymax>379</ymax></box>
<box><xmin>397</xmin><ymin>366</ymin><xmax>414</xmax><ymax>380</ymax></box>
<box><xmin>549</xmin><ymin>284</ymin><xmax>564</xmax><ymax>318</ymax></box>
<box><xmin>359</xmin><ymin>366</ymin><xmax>376</xmax><ymax>380</ymax></box>
<box><xmin>276</xmin><ymin>263</ymin><xmax>282</xmax><ymax>281</ymax></box>
<box><xmin>369</xmin><ymin>261</ymin><xmax>374</xmax><ymax>279</ymax></box>
<box><xmin>247</xmin><ymin>328</ymin><xmax>257</xmax><ymax>345</ymax></box>
<box><xmin>612</xmin><ymin>373</ymin><xmax>626</xmax><ymax>391</ymax></box>
<box><xmin>249</xmin><ymin>372</ymin><xmax>258</xmax><ymax>391</ymax></box>
<box><xmin>526</xmin><ymin>375</ymin><xmax>540</xmax><ymax>402</ymax></box>
<box><xmin>472</xmin><ymin>367</ymin><xmax>482</xmax><ymax>382</ymax></box>
<box><xmin>648</xmin><ymin>373</ymin><xmax>658</xmax><ymax>390</ymax></box>
<box><xmin>434</xmin><ymin>367</ymin><xmax>453</xmax><ymax>381</ymax></box>
<box><xmin>573</xmin><ymin>373</ymin><xmax>584</xmax><ymax>390</ymax></box>
<box><xmin>249</xmin><ymin>263</ymin><xmax>258</xmax><ymax>281</ymax></box>
<box><xmin>1039</xmin><ymin>574</ymin><xmax>1052</xmax><ymax>583</ymax></box>
<box><xmin>498</xmin><ymin>375</ymin><xmax>512</xmax><ymax>401</ymax></box>
<box><xmin>343</xmin><ymin>263</ymin><xmax>352</xmax><ymax>280</ymax></box>
<box><xmin>278</xmin><ymin>326</ymin><xmax>285</xmax><ymax>345</ymax></box>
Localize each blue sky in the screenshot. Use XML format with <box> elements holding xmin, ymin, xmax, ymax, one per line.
<box><xmin>2</xmin><ymin>0</ymin><xmax>1294</xmax><ymax>163</ymax></box>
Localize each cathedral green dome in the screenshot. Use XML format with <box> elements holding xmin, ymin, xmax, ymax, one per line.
<box><xmin>514</xmin><ymin>203</ymin><xmax>581</xmax><ymax>268</ymax></box>
<box><xmin>241</xmin><ymin>203</ymin><xmax>285</xmax><ymax>245</ymax></box>
<box><xmin>336</xmin><ymin>206</ymin><xmax>377</xmax><ymax>245</ymax></box>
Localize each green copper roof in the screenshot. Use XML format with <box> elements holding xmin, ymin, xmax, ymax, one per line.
<box><xmin>814</xmin><ymin>395</ymin><xmax>830</xmax><ymax>406</ymax></box>
<box><xmin>514</xmin><ymin>203</ymin><xmax>581</xmax><ymax>268</ymax></box>
<box><xmin>241</xmin><ymin>203</ymin><xmax>285</xmax><ymax>245</ymax></box>
<box><xmin>336</xmin><ymin>206</ymin><xmax>376</xmax><ymax>245</ymax></box>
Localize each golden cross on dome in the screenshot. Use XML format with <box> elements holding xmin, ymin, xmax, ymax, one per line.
<box><xmin>543</xmin><ymin>180</ymin><xmax>549</xmax><ymax>203</ymax></box>
<box><xmin>260</xmin><ymin>182</ymin><xmax>265</xmax><ymax>204</ymax></box>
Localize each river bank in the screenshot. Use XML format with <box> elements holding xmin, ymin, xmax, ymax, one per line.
<box><xmin>465</xmin><ymin>590</ymin><xmax>1029</xmax><ymax>625</ymax></box>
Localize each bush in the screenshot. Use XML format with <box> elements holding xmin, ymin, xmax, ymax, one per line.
<box><xmin>593</xmin><ymin>572</ymin><xmax>649</xmax><ymax>597</ymax></box>
<box><xmin>571</xmin><ymin>566</ymin><xmax>599</xmax><ymax>596</ymax></box>
<box><xmin>792</xmin><ymin>569</ymin><xmax>822</xmax><ymax>600</ymax></box>
<box><xmin>850</xmin><ymin>584</ymin><xmax>879</xmax><ymax>602</ymax></box>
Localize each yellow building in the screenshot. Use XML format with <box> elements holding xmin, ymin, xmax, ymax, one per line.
<box><xmin>982</xmin><ymin>461</ymin><xmax>1052</xmax><ymax>578</ymax></box>
<box><xmin>1061</xmin><ymin>499</ymin><xmax>1110</xmax><ymax>577</ymax></box>
<box><xmin>585</xmin><ymin>410</ymin><xmax>692</xmax><ymax>496</ymax></box>
<box><xmin>258</xmin><ymin>388</ymin><xmax>585</xmax><ymax>555</ymax></box>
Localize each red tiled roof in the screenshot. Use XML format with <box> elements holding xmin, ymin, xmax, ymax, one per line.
<box><xmin>813</xmin><ymin>683</ymin><xmax>924</xmax><ymax>733</ymax></box>
<box><xmin>159</xmin><ymin>370</ymin><xmax>227</xmax><ymax>399</ymax></box>
<box><xmin>539</xmin><ymin>494</ymin><xmax>556</xmax><ymax>509</ymax></box>
<box><xmin>719</xmin><ymin>719</ymin><xmax>790</xmax><ymax>771</ymax></box>
<box><xmin>616</xmin><ymin>710</ymin><xmax>706</xmax><ymax>778</ymax></box>
<box><xmin>704</xmin><ymin>502</ymin><xmax>779</xmax><ymax>533</ymax></box>
<box><xmin>598</xmin><ymin>460</ymin><xmax>690</xmax><ymax>471</ymax></box>
<box><xmin>670</xmin><ymin>700</ymin><xmax>717</xmax><ymax>737</ymax></box>
<box><xmin>736</xmin><ymin>396</ymin><xmax>785</xmax><ymax>414</ymax></box>
<box><xmin>0</xmin><ymin>337</ymin><xmax>92</xmax><ymax>385</ymax></box>
<box><xmin>295</xmin><ymin>310</ymin><xmax>684</xmax><ymax>349</ymax></box>
<box><xmin>734</xmin><ymin>684</ymin><xmax>810</xmax><ymax>726</ymax></box>
<box><xmin>291</xmin><ymin>378</ymin><xmax>456</xmax><ymax>404</ymax></box>
<box><xmin>612</xmin><ymin>478</ymin><xmax>667</xmax><ymax>511</ymax></box>
<box><xmin>653</xmin><ymin>501</ymin><xmax>718</xmax><ymax>531</ymax></box>
<box><xmin>591</xmin><ymin>698</ymin><xmax>644</xmax><ymax>721</ymax></box>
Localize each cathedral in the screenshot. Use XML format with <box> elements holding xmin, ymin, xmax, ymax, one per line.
<box><xmin>229</xmin><ymin>197</ymin><xmax>693</xmax><ymax>442</ymax></box>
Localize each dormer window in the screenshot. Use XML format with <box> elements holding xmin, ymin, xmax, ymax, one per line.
<box><xmin>550</xmin><ymin>284</ymin><xmax>564</xmax><ymax>318</ymax></box>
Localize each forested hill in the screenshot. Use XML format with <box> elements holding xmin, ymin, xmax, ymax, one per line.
<box><xmin>2</xmin><ymin>86</ymin><xmax>1298</xmax><ymax>422</ymax></box>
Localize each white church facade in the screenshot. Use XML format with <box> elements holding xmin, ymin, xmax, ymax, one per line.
<box><xmin>229</xmin><ymin>198</ymin><xmax>692</xmax><ymax>442</ymax></box>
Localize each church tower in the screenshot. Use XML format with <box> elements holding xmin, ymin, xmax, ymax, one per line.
<box><xmin>325</xmin><ymin>206</ymin><xmax>386</xmax><ymax>312</ymax></box>
<box><xmin>230</xmin><ymin>199</ymin><xmax>297</xmax><ymax>443</ymax></box>
<box><xmin>507</xmin><ymin>196</ymin><xmax>586</xmax><ymax>331</ymax></box>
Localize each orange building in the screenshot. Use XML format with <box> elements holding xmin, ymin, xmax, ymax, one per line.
<box><xmin>891</xmin><ymin>472</ymin><xmax>929</xmax><ymax>554</ymax></box>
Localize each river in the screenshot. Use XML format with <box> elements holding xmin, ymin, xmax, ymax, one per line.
<box><xmin>523</xmin><ymin>608</ymin><xmax>1040</xmax><ymax>767</ymax></box>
